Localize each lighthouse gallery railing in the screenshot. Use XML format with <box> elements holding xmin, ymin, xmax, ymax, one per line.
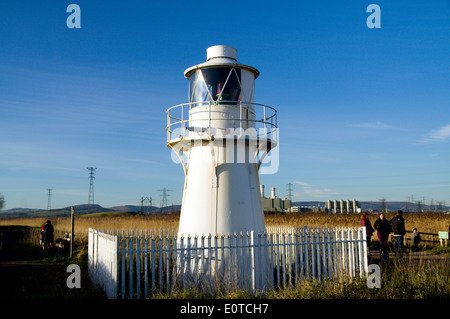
<box><xmin>166</xmin><ymin>101</ymin><xmax>278</xmax><ymax>144</ymax></box>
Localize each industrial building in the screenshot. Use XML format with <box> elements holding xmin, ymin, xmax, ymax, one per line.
<box><xmin>290</xmin><ymin>206</ymin><xmax>326</xmax><ymax>213</ymax></box>
<box><xmin>260</xmin><ymin>185</ymin><xmax>291</xmax><ymax>213</ymax></box>
<box><xmin>325</xmin><ymin>200</ymin><xmax>361</xmax><ymax>214</ymax></box>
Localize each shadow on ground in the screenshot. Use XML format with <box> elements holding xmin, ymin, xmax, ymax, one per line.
<box><xmin>0</xmin><ymin>225</ymin><xmax>106</xmax><ymax>299</ymax></box>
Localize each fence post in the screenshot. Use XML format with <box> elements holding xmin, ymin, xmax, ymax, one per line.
<box><xmin>144</xmin><ymin>230</ymin><xmax>148</xmax><ymax>299</ymax></box>
<box><xmin>275</xmin><ymin>232</ymin><xmax>281</xmax><ymax>286</ymax></box>
<box><xmin>151</xmin><ymin>233</ymin><xmax>156</xmax><ymax>297</ymax></box>
<box><xmin>250</xmin><ymin>230</ymin><xmax>256</xmax><ymax>295</ymax></box>
<box><xmin>93</xmin><ymin>229</ymin><xmax>97</xmax><ymax>283</ymax></box>
<box><xmin>166</xmin><ymin>233</ymin><xmax>171</xmax><ymax>294</ymax></box>
<box><xmin>311</xmin><ymin>228</ymin><xmax>316</xmax><ymax>279</ymax></box>
<box><xmin>326</xmin><ymin>228</ymin><xmax>332</xmax><ymax>278</ymax></box>
<box><xmin>287</xmin><ymin>232</ymin><xmax>292</xmax><ymax>287</ymax></box>
<box><xmin>207</xmin><ymin>233</ymin><xmax>212</xmax><ymax>293</ymax></box>
<box><xmin>298</xmin><ymin>228</ymin><xmax>304</xmax><ymax>282</ymax></box>
<box><xmin>342</xmin><ymin>228</ymin><xmax>347</xmax><ymax>276</ymax></box>
<box><xmin>88</xmin><ymin>229</ymin><xmax>93</xmax><ymax>282</ymax></box>
<box><xmin>315</xmin><ymin>228</ymin><xmax>321</xmax><ymax>281</ymax></box>
<box><xmin>348</xmin><ymin>229</ymin><xmax>354</xmax><ymax>277</ymax></box>
<box><xmin>260</xmin><ymin>232</ymin><xmax>267</xmax><ymax>292</ymax></box>
<box><xmin>129</xmin><ymin>229</ymin><xmax>134</xmax><ymax>299</ymax></box>
<box><xmin>70</xmin><ymin>206</ymin><xmax>75</xmax><ymax>257</ymax></box>
<box><xmin>304</xmin><ymin>227</ymin><xmax>310</xmax><ymax>279</ymax></box>
<box><xmin>159</xmin><ymin>233</ymin><xmax>164</xmax><ymax>294</ymax></box>
<box><xmin>360</xmin><ymin>226</ymin><xmax>368</xmax><ymax>276</ymax></box>
<box><xmin>114</xmin><ymin>232</ymin><xmax>119</xmax><ymax>299</ymax></box>
<box><xmin>293</xmin><ymin>231</ymin><xmax>298</xmax><ymax>285</ymax></box>
<box><xmin>268</xmin><ymin>233</ymin><xmax>275</xmax><ymax>288</ymax></box>
<box><xmin>321</xmin><ymin>228</ymin><xmax>327</xmax><ymax>279</ymax></box>
<box><xmin>178</xmin><ymin>235</ymin><xmax>184</xmax><ymax>291</ymax></box>
<box><xmin>136</xmin><ymin>232</ymin><xmax>141</xmax><ymax>299</ymax></box>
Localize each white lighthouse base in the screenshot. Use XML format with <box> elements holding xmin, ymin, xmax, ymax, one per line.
<box><xmin>178</xmin><ymin>139</ymin><xmax>265</xmax><ymax>236</ymax></box>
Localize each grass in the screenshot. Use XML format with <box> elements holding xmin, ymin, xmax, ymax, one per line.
<box><xmin>139</xmin><ymin>259</ymin><xmax>450</xmax><ymax>299</ymax></box>
<box><xmin>1</xmin><ymin>212</ymin><xmax>449</xmax><ymax>299</ymax></box>
<box><xmin>266</xmin><ymin>259</ymin><xmax>450</xmax><ymax>299</ymax></box>
<box><xmin>427</xmin><ymin>246</ymin><xmax>450</xmax><ymax>258</ymax></box>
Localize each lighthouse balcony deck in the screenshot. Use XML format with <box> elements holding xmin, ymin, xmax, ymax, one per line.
<box><xmin>166</xmin><ymin>101</ymin><xmax>278</xmax><ymax>146</ymax></box>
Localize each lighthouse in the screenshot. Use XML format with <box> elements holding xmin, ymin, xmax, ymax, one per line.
<box><xmin>166</xmin><ymin>45</ymin><xmax>278</xmax><ymax>291</ymax></box>
<box><xmin>167</xmin><ymin>45</ymin><xmax>278</xmax><ymax>238</ymax></box>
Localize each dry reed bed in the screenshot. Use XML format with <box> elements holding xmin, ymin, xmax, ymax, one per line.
<box><xmin>265</xmin><ymin>212</ymin><xmax>450</xmax><ymax>234</ymax></box>
<box><xmin>1</xmin><ymin>212</ymin><xmax>449</xmax><ymax>243</ymax></box>
<box><xmin>1</xmin><ymin>212</ymin><xmax>449</xmax><ymax>299</ymax></box>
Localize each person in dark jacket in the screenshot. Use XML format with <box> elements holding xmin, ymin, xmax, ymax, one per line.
<box><xmin>374</xmin><ymin>212</ymin><xmax>391</xmax><ymax>264</ymax></box>
<box><xmin>43</xmin><ymin>220</ymin><xmax>54</xmax><ymax>252</ymax></box>
<box><xmin>412</xmin><ymin>228</ymin><xmax>421</xmax><ymax>252</ymax></box>
<box><xmin>391</xmin><ymin>210</ymin><xmax>406</xmax><ymax>258</ymax></box>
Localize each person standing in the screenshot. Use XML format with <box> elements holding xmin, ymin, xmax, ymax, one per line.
<box><xmin>39</xmin><ymin>226</ymin><xmax>45</xmax><ymax>253</ymax></box>
<box><xmin>361</xmin><ymin>212</ymin><xmax>375</xmax><ymax>250</ymax></box>
<box><xmin>43</xmin><ymin>220</ymin><xmax>54</xmax><ymax>252</ymax></box>
<box><xmin>412</xmin><ymin>228</ymin><xmax>421</xmax><ymax>252</ymax></box>
<box><xmin>374</xmin><ymin>212</ymin><xmax>391</xmax><ymax>265</ymax></box>
<box><xmin>391</xmin><ymin>210</ymin><xmax>406</xmax><ymax>258</ymax></box>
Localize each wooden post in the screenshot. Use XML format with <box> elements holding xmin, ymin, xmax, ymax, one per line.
<box><xmin>70</xmin><ymin>206</ymin><xmax>75</xmax><ymax>257</ymax></box>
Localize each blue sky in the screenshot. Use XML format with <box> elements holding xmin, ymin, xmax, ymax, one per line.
<box><xmin>1</xmin><ymin>0</ymin><xmax>449</xmax><ymax>210</ymax></box>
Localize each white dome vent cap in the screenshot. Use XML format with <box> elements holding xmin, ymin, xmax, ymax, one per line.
<box><xmin>206</xmin><ymin>45</ymin><xmax>237</xmax><ymax>62</ymax></box>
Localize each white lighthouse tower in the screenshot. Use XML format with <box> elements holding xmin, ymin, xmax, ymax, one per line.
<box><xmin>167</xmin><ymin>45</ymin><xmax>278</xmax><ymax>238</ymax></box>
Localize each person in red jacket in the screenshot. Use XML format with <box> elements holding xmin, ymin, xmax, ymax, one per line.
<box><xmin>39</xmin><ymin>226</ymin><xmax>45</xmax><ymax>253</ymax></box>
<box><xmin>361</xmin><ymin>212</ymin><xmax>375</xmax><ymax>250</ymax></box>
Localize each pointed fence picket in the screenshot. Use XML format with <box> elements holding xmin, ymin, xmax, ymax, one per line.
<box><xmin>88</xmin><ymin>226</ymin><xmax>368</xmax><ymax>299</ymax></box>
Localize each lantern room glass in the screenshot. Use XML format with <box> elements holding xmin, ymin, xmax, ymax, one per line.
<box><xmin>189</xmin><ymin>68</ymin><xmax>242</xmax><ymax>104</ymax></box>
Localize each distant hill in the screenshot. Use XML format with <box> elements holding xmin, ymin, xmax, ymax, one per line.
<box><xmin>109</xmin><ymin>205</ymin><xmax>152</xmax><ymax>213</ymax></box>
<box><xmin>0</xmin><ymin>203</ymin><xmax>182</xmax><ymax>219</ymax></box>
<box><xmin>1</xmin><ymin>200</ymin><xmax>447</xmax><ymax>219</ymax></box>
<box><xmin>109</xmin><ymin>205</ymin><xmax>181</xmax><ymax>214</ymax></box>
<box><xmin>0</xmin><ymin>204</ymin><xmax>113</xmax><ymax>219</ymax></box>
<box><xmin>0</xmin><ymin>208</ymin><xmax>38</xmax><ymax>215</ymax></box>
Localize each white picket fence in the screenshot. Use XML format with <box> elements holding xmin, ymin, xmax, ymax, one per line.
<box><xmin>88</xmin><ymin>229</ymin><xmax>118</xmax><ymax>298</ymax></box>
<box><xmin>88</xmin><ymin>226</ymin><xmax>368</xmax><ymax>299</ymax></box>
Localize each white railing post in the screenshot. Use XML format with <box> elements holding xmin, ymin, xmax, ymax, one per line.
<box><xmin>361</xmin><ymin>226</ymin><xmax>369</xmax><ymax>276</ymax></box>
<box><xmin>144</xmin><ymin>230</ymin><xmax>148</xmax><ymax>299</ymax></box>
<box><xmin>88</xmin><ymin>229</ymin><xmax>93</xmax><ymax>283</ymax></box>
<box><xmin>250</xmin><ymin>230</ymin><xmax>256</xmax><ymax>294</ymax></box>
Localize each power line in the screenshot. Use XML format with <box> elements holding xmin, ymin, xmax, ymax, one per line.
<box><xmin>47</xmin><ymin>188</ymin><xmax>52</xmax><ymax>214</ymax></box>
<box><xmin>87</xmin><ymin>167</ymin><xmax>97</xmax><ymax>213</ymax></box>
<box><xmin>140</xmin><ymin>196</ymin><xmax>153</xmax><ymax>214</ymax></box>
<box><xmin>158</xmin><ymin>188</ymin><xmax>172</xmax><ymax>212</ymax></box>
<box><xmin>286</xmin><ymin>183</ymin><xmax>293</xmax><ymax>201</ymax></box>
